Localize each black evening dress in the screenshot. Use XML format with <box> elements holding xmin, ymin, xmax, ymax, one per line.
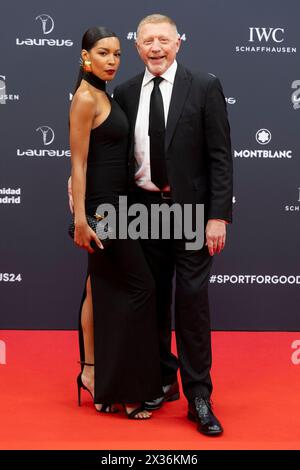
<box><xmin>79</xmin><ymin>93</ymin><xmax>162</xmax><ymax>403</ymax></box>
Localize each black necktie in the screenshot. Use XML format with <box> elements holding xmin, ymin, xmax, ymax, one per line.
<box><xmin>148</xmin><ymin>76</ymin><xmax>168</xmax><ymax>189</ymax></box>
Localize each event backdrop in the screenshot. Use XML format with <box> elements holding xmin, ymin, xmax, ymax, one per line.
<box><xmin>0</xmin><ymin>0</ymin><xmax>299</xmax><ymax>330</ymax></box>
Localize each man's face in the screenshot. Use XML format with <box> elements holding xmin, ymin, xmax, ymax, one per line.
<box><xmin>136</xmin><ymin>22</ymin><xmax>180</xmax><ymax>76</ymax></box>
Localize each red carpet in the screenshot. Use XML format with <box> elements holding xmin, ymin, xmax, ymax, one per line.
<box><xmin>0</xmin><ymin>331</ymin><xmax>299</xmax><ymax>450</ymax></box>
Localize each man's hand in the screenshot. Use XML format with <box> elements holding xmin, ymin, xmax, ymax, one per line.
<box><xmin>205</xmin><ymin>219</ymin><xmax>227</xmax><ymax>256</ymax></box>
<box><xmin>68</xmin><ymin>176</ymin><xmax>74</xmax><ymax>214</ymax></box>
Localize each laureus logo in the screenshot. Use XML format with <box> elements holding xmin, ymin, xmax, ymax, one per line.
<box><xmin>17</xmin><ymin>126</ymin><xmax>70</xmax><ymax>158</ymax></box>
<box><xmin>36</xmin><ymin>126</ymin><xmax>55</xmax><ymax>146</ymax></box>
<box><xmin>35</xmin><ymin>14</ymin><xmax>55</xmax><ymax>35</ymax></box>
<box><xmin>291</xmin><ymin>80</ymin><xmax>300</xmax><ymax>110</ymax></box>
<box><xmin>16</xmin><ymin>14</ymin><xmax>73</xmax><ymax>47</ymax></box>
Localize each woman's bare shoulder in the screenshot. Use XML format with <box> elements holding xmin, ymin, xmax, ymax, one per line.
<box><xmin>70</xmin><ymin>85</ymin><xmax>96</xmax><ymax>116</ymax></box>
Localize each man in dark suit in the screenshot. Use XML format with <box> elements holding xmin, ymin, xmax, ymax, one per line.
<box><xmin>114</xmin><ymin>14</ymin><xmax>233</xmax><ymax>436</ymax></box>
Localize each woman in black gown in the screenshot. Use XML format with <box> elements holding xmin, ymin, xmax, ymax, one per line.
<box><xmin>69</xmin><ymin>27</ymin><xmax>162</xmax><ymax>418</ymax></box>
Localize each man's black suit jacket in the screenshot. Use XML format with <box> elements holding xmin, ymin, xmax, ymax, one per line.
<box><xmin>114</xmin><ymin>63</ymin><xmax>233</xmax><ymax>223</ymax></box>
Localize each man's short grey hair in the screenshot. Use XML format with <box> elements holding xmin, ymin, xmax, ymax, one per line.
<box><xmin>137</xmin><ymin>14</ymin><xmax>178</xmax><ymax>38</ymax></box>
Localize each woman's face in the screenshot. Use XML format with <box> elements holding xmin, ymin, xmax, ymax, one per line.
<box><xmin>82</xmin><ymin>37</ymin><xmax>121</xmax><ymax>81</ymax></box>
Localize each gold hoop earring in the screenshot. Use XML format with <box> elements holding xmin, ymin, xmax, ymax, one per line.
<box><xmin>83</xmin><ymin>60</ymin><xmax>92</xmax><ymax>72</ymax></box>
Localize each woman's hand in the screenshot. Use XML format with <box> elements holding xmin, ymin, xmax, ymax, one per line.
<box><xmin>74</xmin><ymin>222</ymin><xmax>103</xmax><ymax>253</ymax></box>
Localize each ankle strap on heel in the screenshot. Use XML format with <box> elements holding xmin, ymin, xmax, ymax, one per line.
<box><xmin>78</xmin><ymin>361</ymin><xmax>95</xmax><ymax>366</ymax></box>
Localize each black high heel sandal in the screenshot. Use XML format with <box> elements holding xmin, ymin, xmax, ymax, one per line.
<box><xmin>77</xmin><ymin>362</ymin><xmax>118</xmax><ymax>413</ymax></box>
<box><xmin>122</xmin><ymin>403</ymin><xmax>152</xmax><ymax>420</ymax></box>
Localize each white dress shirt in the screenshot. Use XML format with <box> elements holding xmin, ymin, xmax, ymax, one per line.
<box><xmin>134</xmin><ymin>60</ymin><xmax>178</xmax><ymax>191</ymax></box>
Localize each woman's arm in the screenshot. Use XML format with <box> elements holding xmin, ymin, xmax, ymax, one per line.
<box><xmin>69</xmin><ymin>91</ymin><xmax>103</xmax><ymax>252</ymax></box>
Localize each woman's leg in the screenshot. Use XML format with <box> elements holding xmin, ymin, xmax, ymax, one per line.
<box><xmin>80</xmin><ymin>277</ymin><xmax>95</xmax><ymax>392</ymax></box>
<box><xmin>79</xmin><ymin>276</ymin><xmax>117</xmax><ymax>412</ymax></box>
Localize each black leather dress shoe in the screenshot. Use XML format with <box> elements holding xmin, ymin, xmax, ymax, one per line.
<box><xmin>144</xmin><ymin>380</ymin><xmax>180</xmax><ymax>410</ymax></box>
<box><xmin>188</xmin><ymin>397</ymin><xmax>223</xmax><ymax>436</ymax></box>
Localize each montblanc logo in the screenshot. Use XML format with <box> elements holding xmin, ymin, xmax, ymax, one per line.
<box><xmin>0</xmin><ymin>75</ymin><xmax>20</xmax><ymax>104</ymax></box>
<box><xmin>291</xmin><ymin>80</ymin><xmax>300</xmax><ymax>110</ymax></box>
<box><xmin>17</xmin><ymin>126</ymin><xmax>70</xmax><ymax>157</ymax></box>
<box><xmin>235</xmin><ymin>27</ymin><xmax>296</xmax><ymax>54</ymax></box>
<box><xmin>234</xmin><ymin>129</ymin><xmax>293</xmax><ymax>160</ymax></box>
<box><xmin>255</xmin><ymin>129</ymin><xmax>271</xmax><ymax>145</ymax></box>
<box><xmin>16</xmin><ymin>14</ymin><xmax>73</xmax><ymax>47</ymax></box>
<box><xmin>284</xmin><ymin>188</ymin><xmax>300</xmax><ymax>213</ymax></box>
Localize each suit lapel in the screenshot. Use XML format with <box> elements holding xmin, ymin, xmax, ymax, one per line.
<box><xmin>165</xmin><ymin>64</ymin><xmax>191</xmax><ymax>151</ymax></box>
<box><xmin>124</xmin><ymin>74</ymin><xmax>143</xmax><ymax>161</ymax></box>
<box><xmin>127</xmin><ymin>74</ymin><xmax>143</xmax><ymax>135</ymax></box>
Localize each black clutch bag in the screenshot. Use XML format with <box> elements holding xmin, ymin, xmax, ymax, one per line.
<box><xmin>68</xmin><ymin>213</ymin><xmax>115</xmax><ymax>249</ymax></box>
